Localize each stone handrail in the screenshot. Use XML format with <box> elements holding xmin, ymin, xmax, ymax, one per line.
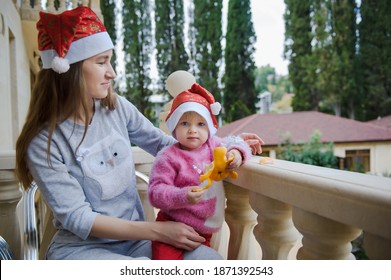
<box><xmin>133</xmin><ymin>148</ymin><xmax>391</xmax><ymax>260</ymax></box>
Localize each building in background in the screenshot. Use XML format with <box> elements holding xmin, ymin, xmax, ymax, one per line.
<box><xmin>255</xmin><ymin>91</ymin><xmax>272</xmax><ymax>114</ymax></box>
<box><xmin>217</xmin><ymin>111</ymin><xmax>391</xmax><ymax>176</ymax></box>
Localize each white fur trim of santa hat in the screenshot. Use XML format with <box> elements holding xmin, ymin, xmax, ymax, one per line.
<box><xmin>166</xmin><ymin>102</ymin><xmax>217</xmax><ymax>138</ymax></box>
<box><xmin>40</xmin><ymin>31</ymin><xmax>114</xmax><ymax>72</ymax></box>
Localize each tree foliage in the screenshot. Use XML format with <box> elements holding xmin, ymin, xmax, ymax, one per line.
<box><xmin>223</xmin><ymin>0</ymin><xmax>257</xmax><ymax>123</ymax></box>
<box><xmin>328</xmin><ymin>0</ymin><xmax>358</xmax><ymax>118</ymax></box>
<box><xmin>155</xmin><ymin>0</ymin><xmax>189</xmax><ymax>95</ymax></box>
<box><xmin>284</xmin><ymin>0</ymin><xmax>314</xmax><ymax>111</ymax></box>
<box><xmin>278</xmin><ymin>130</ymin><xmax>338</xmax><ymax>168</ymax></box>
<box><xmin>122</xmin><ymin>0</ymin><xmax>153</xmax><ymax>119</ymax></box>
<box><xmin>255</xmin><ymin>65</ymin><xmax>275</xmax><ymax>94</ymax></box>
<box><xmin>100</xmin><ymin>0</ymin><xmax>117</xmax><ymax>72</ymax></box>
<box><xmin>284</xmin><ymin>0</ymin><xmax>391</xmax><ymax>121</ymax></box>
<box><xmin>255</xmin><ymin>65</ymin><xmax>292</xmax><ymax>103</ymax></box>
<box><xmin>359</xmin><ymin>0</ymin><xmax>391</xmax><ymax>120</ymax></box>
<box><xmin>192</xmin><ymin>0</ymin><xmax>223</xmax><ymax>102</ymax></box>
<box><xmin>106</xmin><ymin>0</ymin><xmax>391</xmax><ymax>123</ymax></box>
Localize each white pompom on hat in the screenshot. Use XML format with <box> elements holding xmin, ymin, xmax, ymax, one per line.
<box><xmin>37</xmin><ymin>6</ymin><xmax>114</xmax><ymax>74</ymax></box>
<box><xmin>166</xmin><ymin>83</ymin><xmax>221</xmax><ymax>138</ymax></box>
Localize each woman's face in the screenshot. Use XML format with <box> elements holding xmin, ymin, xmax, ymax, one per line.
<box><xmin>82</xmin><ymin>50</ymin><xmax>116</xmax><ymax>101</ymax></box>
<box><xmin>175</xmin><ymin>112</ymin><xmax>209</xmax><ymax>150</ymax></box>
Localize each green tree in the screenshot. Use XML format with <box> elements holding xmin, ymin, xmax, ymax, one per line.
<box><xmin>284</xmin><ymin>0</ymin><xmax>317</xmax><ymax>111</ymax></box>
<box><xmin>328</xmin><ymin>0</ymin><xmax>358</xmax><ymax>118</ymax></box>
<box><xmin>155</xmin><ymin>0</ymin><xmax>189</xmax><ymax>95</ymax></box>
<box><xmin>223</xmin><ymin>0</ymin><xmax>257</xmax><ymax>123</ymax></box>
<box><xmin>284</xmin><ymin>0</ymin><xmax>360</xmax><ymax>119</ymax></box>
<box><xmin>122</xmin><ymin>0</ymin><xmax>153</xmax><ymax>119</ymax></box>
<box><xmin>254</xmin><ymin>65</ymin><xmax>292</xmax><ymax>104</ymax></box>
<box><xmin>187</xmin><ymin>0</ymin><xmax>197</xmax><ymax>75</ymax></box>
<box><xmin>192</xmin><ymin>0</ymin><xmax>223</xmax><ymax>102</ymax></box>
<box><xmin>359</xmin><ymin>0</ymin><xmax>391</xmax><ymax>120</ymax></box>
<box><xmin>278</xmin><ymin>130</ymin><xmax>338</xmax><ymax>168</ymax></box>
<box><xmin>100</xmin><ymin>0</ymin><xmax>117</xmax><ymax>72</ymax></box>
<box><xmin>255</xmin><ymin>65</ymin><xmax>275</xmax><ymax>94</ymax></box>
<box><xmin>312</xmin><ymin>0</ymin><xmax>334</xmax><ymax>115</ymax></box>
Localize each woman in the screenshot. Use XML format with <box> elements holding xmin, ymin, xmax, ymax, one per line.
<box><xmin>15</xmin><ymin>6</ymin><xmax>263</xmax><ymax>260</ymax></box>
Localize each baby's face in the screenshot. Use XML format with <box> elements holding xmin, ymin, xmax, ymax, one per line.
<box><xmin>174</xmin><ymin>112</ymin><xmax>209</xmax><ymax>151</ymax></box>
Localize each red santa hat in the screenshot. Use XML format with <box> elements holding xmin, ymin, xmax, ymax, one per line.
<box><xmin>37</xmin><ymin>6</ymin><xmax>114</xmax><ymax>74</ymax></box>
<box><xmin>166</xmin><ymin>83</ymin><xmax>222</xmax><ymax>137</ymax></box>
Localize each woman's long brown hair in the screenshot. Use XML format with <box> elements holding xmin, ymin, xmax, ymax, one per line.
<box><xmin>15</xmin><ymin>62</ymin><xmax>116</xmax><ymax>189</ymax></box>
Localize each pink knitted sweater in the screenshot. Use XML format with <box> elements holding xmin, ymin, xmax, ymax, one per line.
<box><xmin>148</xmin><ymin>136</ymin><xmax>251</xmax><ymax>234</ymax></box>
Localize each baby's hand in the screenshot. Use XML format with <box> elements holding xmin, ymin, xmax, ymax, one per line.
<box><xmin>187</xmin><ymin>188</ymin><xmax>205</xmax><ymax>204</ymax></box>
<box><xmin>226</xmin><ymin>149</ymin><xmax>242</xmax><ymax>171</ymax></box>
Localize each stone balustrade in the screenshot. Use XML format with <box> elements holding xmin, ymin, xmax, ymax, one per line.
<box><xmin>1</xmin><ymin>146</ymin><xmax>391</xmax><ymax>260</ymax></box>
<box><xmin>133</xmin><ymin>147</ymin><xmax>391</xmax><ymax>260</ymax></box>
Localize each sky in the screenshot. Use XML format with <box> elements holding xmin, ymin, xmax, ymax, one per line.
<box><xmin>250</xmin><ymin>0</ymin><xmax>288</xmax><ymax>75</ymax></box>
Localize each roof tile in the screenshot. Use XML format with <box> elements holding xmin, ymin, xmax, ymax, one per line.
<box><xmin>217</xmin><ymin>111</ymin><xmax>391</xmax><ymax>146</ymax></box>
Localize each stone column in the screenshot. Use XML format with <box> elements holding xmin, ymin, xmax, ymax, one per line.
<box><xmin>0</xmin><ymin>151</ymin><xmax>23</xmax><ymax>259</ymax></box>
<box><xmin>225</xmin><ymin>182</ymin><xmax>260</xmax><ymax>260</ymax></box>
<box><xmin>251</xmin><ymin>194</ymin><xmax>301</xmax><ymax>260</ymax></box>
<box><xmin>293</xmin><ymin>207</ymin><xmax>362</xmax><ymax>260</ymax></box>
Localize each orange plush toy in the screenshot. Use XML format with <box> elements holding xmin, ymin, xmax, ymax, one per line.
<box><xmin>192</xmin><ymin>147</ymin><xmax>239</xmax><ymax>192</ymax></box>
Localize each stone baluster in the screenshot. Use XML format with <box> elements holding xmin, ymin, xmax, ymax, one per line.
<box><xmin>250</xmin><ymin>194</ymin><xmax>301</xmax><ymax>259</ymax></box>
<box><xmin>89</xmin><ymin>0</ymin><xmax>104</xmax><ymax>21</ymax></box>
<box><xmin>31</xmin><ymin>0</ymin><xmax>42</xmax><ymax>10</ymax></box>
<box><xmin>363</xmin><ymin>232</ymin><xmax>391</xmax><ymax>260</ymax></box>
<box><xmin>57</xmin><ymin>0</ymin><xmax>66</xmax><ymax>12</ymax></box>
<box><xmin>0</xmin><ymin>152</ymin><xmax>23</xmax><ymax>260</ymax></box>
<box><xmin>224</xmin><ymin>182</ymin><xmax>260</xmax><ymax>260</ymax></box>
<box><xmin>293</xmin><ymin>207</ymin><xmax>362</xmax><ymax>259</ymax></box>
<box><xmin>71</xmin><ymin>0</ymin><xmax>79</xmax><ymax>9</ymax></box>
<box><xmin>21</xmin><ymin>0</ymin><xmax>31</xmax><ymax>9</ymax></box>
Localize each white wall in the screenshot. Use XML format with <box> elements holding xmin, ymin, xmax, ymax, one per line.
<box><xmin>0</xmin><ymin>0</ymin><xmax>31</xmax><ymax>152</ymax></box>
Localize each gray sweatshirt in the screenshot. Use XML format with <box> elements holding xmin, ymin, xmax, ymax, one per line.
<box><xmin>27</xmin><ymin>95</ymin><xmax>175</xmax><ymax>244</ymax></box>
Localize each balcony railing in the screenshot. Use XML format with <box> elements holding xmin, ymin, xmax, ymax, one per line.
<box><xmin>133</xmin><ymin>147</ymin><xmax>391</xmax><ymax>260</ymax></box>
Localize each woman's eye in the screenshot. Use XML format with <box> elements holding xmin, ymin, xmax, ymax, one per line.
<box><xmin>97</xmin><ymin>59</ymin><xmax>108</xmax><ymax>65</ymax></box>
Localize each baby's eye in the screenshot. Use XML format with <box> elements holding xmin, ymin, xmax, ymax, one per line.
<box><xmin>198</xmin><ymin>122</ymin><xmax>206</xmax><ymax>126</ymax></box>
<box><xmin>180</xmin><ymin>121</ymin><xmax>188</xmax><ymax>126</ymax></box>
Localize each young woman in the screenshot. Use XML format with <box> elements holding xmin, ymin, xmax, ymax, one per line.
<box><xmin>15</xmin><ymin>6</ymin><xmax>263</xmax><ymax>260</ymax></box>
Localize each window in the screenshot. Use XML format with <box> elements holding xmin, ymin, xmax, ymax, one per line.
<box><xmin>343</xmin><ymin>149</ymin><xmax>370</xmax><ymax>173</ymax></box>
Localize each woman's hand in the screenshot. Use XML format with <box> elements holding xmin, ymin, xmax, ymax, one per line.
<box><xmin>90</xmin><ymin>215</ymin><xmax>204</xmax><ymax>252</ymax></box>
<box><xmin>239</xmin><ymin>133</ymin><xmax>264</xmax><ymax>155</ymax></box>
<box><xmin>156</xmin><ymin>221</ymin><xmax>205</xmax><ymax>251</ymax></box>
